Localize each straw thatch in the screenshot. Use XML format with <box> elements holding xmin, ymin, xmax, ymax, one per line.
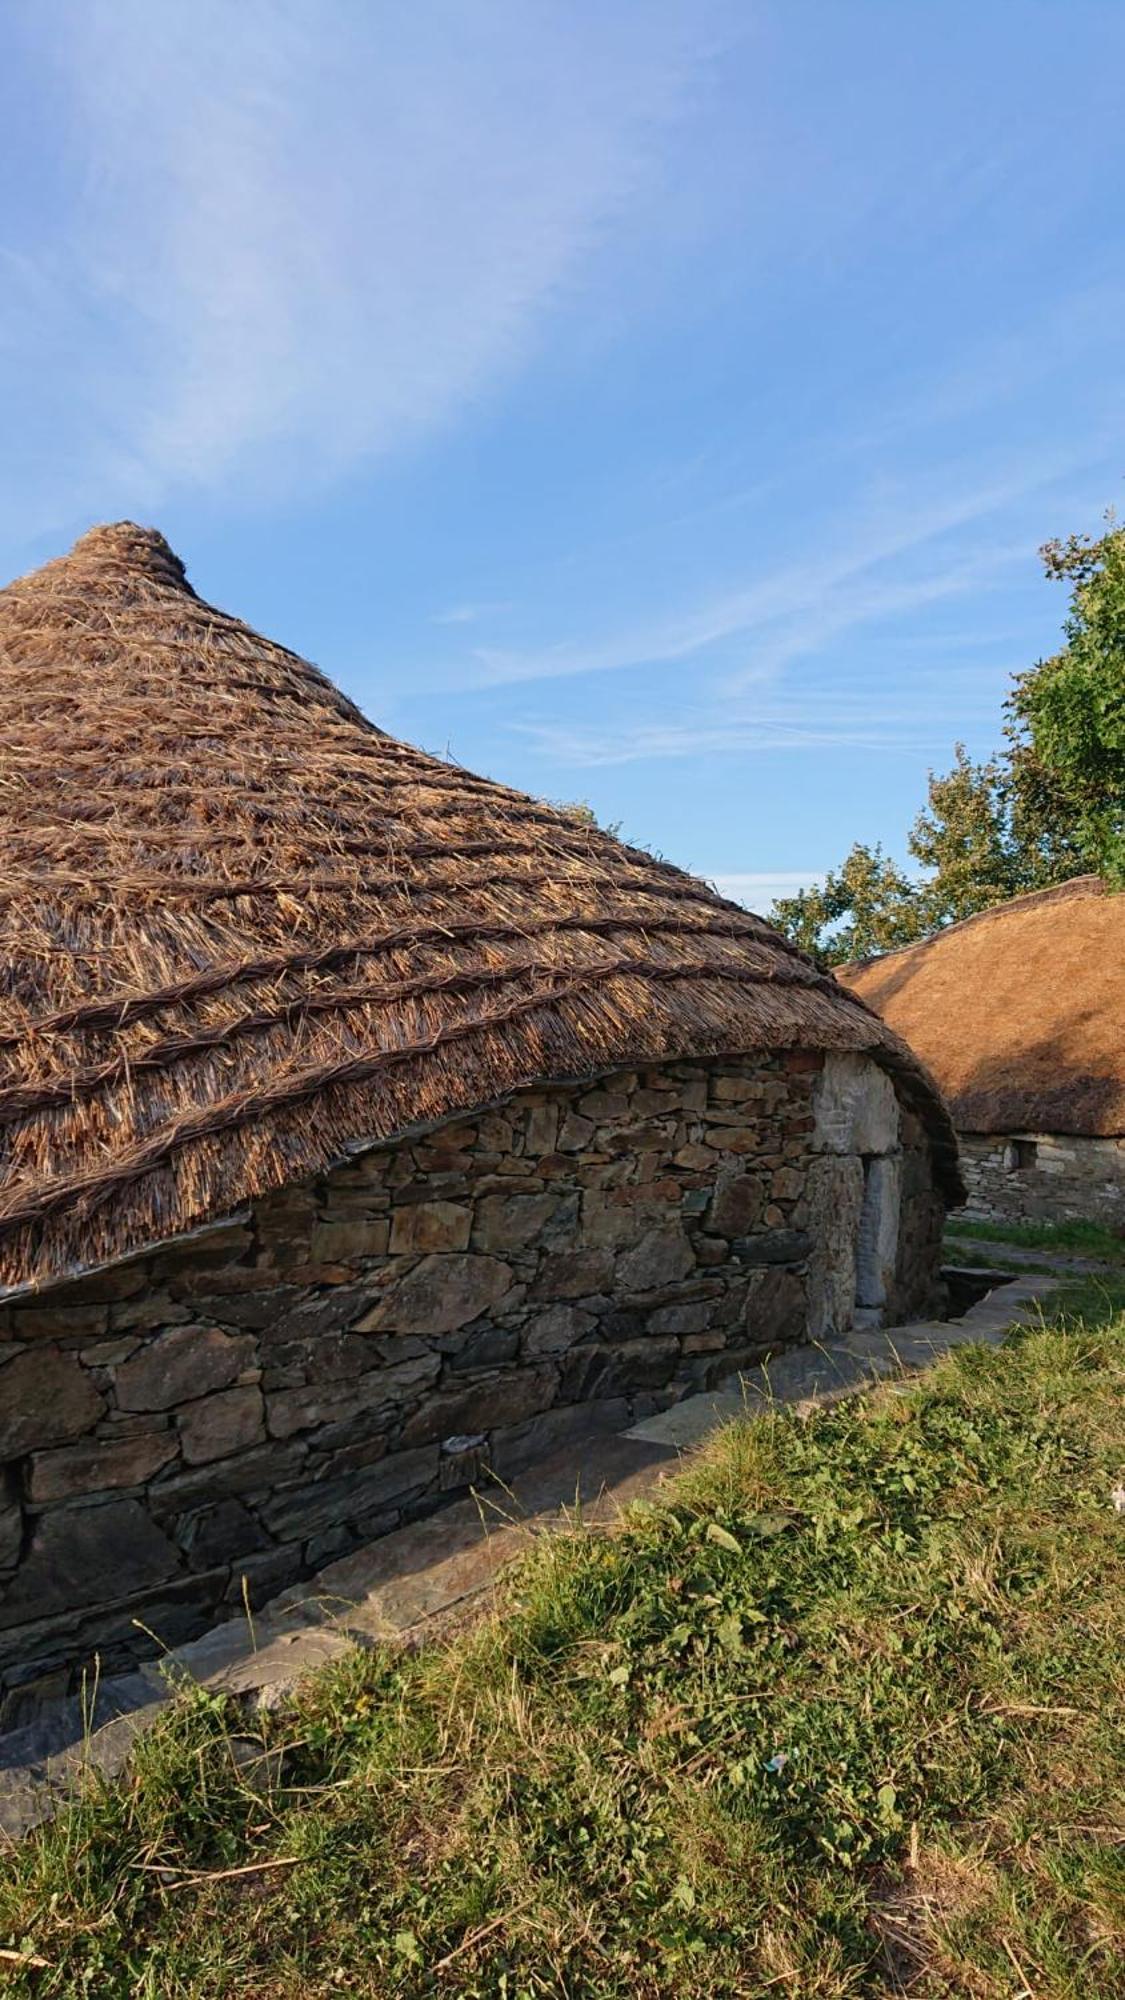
<box><xmin>839</xmin><ymin>876</ymin><xmax>1124</xmax><ymax>1137</ymax></box>
<box><xmin>0</xmin><ymin>523</ymin><xmax>960</xmax><ymax>1293</ymax></box>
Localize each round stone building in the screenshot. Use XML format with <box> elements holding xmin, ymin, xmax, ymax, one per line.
<box><xmin>0</xmin><ymin>525</ymin><xmax>961</xmax><ymax>1696</ymax></box>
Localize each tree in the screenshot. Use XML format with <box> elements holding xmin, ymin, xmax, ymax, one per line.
<box><xmin>769</xmin><ymin>843</ymin><xmax>924</xmax><ymax>967</ymax></box>
<box><xmin>1007</xmin><ymin>519</ymin><xmax>1125</xmax><ymax>882</ymax></box>
<box><xmin>769</xmin><ymin>511</ymin><xmax>1125</xmax><ymax>960</ymax></box>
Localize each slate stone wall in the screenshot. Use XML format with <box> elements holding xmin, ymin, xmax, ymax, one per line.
<box><xmin>0</xmin><ymin>1051</ymin><xmax>945</xmax><ymax>1703</ymax></box>
<box><xmin>959</xmin><ymin>1132</ymin><xmax>1125</xmax><ymax>1228</ymax></box>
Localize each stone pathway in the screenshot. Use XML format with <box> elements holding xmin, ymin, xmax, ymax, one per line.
<box><xmin>0</xmin><ymin>1271</ymin><xmax>1058</xmax><ymax>1842</ymax></box>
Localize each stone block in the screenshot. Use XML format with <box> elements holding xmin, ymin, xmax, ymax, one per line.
<box><xmin>438</xmin><ymin>1434</ymin><xmax>491</xmax><ymax>1491</ymax></box>
<box><xmin>177</xmin><ymin>1386</ymin><xmax>265</xmax><ymax>1466</ymax></box>
<box><xmin>258</xmin><ymin>1447</ymin><xmax>439</xmax><ymax>1541</ymax></box>
<box><xmin>0</xmin><ymin>1346</ymin><xmax>104</xmax><ymax>1459</ymax></box>
<box><xmin>695</xmin><ymin>1237</ymin><xmax>728</xmax><ymax>1268</ymax></box>
<box><xmin>490</xmin><ymin>1397</ymin><xmax>631</xmax><ymax>1478</ymax></box>
<box><xmin>175</xmin><ymin>1287</ymin><xmax>294</xmax><ymax>1331</ymax></box>
<box><xmin>647</xmin><ymin>1301</ymin><xmax>711</xmax><ymax>1336</ymax></box>
<box><xmin>388</xmin><ymin>1202</ymin><xmax>472</xmax><ymax>1255</ymax></box>
<box><xmin>0</xmin><ymin>1502</ymin><xmax>22</xmax><ymax>1569</ymax></box>
<box><xmin>558</xmin><ymin>1111</ymin><xmax>596</xmax><ymax>1153</ymax></box>
<box><xmin>308</xmin><ymin>1218</ymin><xmax>390</xmax><ymax>1263</ymax></box>
<box><xmin>78</xmin><ymin>1338</ymin><xmax>141</xmax><ymax>1368</ymax></box>
<box><xmin>523</xmin><ymin>1104</ymin><xmax>560</xmax><ymax>1156</ymax></box>
<box><xmin>471</xmin><ymin>1193</ymin><xmax>561</xmax><ymax>1255</ymax></box>
<box><xmin>6</xmin><ymin>1302</ymin><xmax>108</xmax><ymax>1342</ymax></box>
<box><xmin>355</xmin><ymin>1255</ymin><xmax>514</xmax><ymax>1337</ymax></box>
<box><xmin>742</xmin><ymin>1265</ymin><xmax>806</xmax><ymax>1345</ymax></box>
<box><xmin>110</xmin><ymin>1291</ymin><xmax>191</xmax><ymax>1331</ymax></box>
<box><xmin>701</xmin><ymin>1126</ymin><xmax>760</xmax><ymax>1154</ymax></box>
<box><xmin>261</xmin><ymin>1283</ymin><xmax>374</xmax><ymax>1346</ymax></box>
<box><xmin>805</xmin><ymin>1154</ymin><xmax>864</xmax><ymax>1338</ymax></box>
<box><xmin>476</xmin><ymin>1113</ymin><xmax>515</xmax><ymax>1152</ymax></box>
<box><xmin>26</xmin><ymin>1430</ymin><xmax>178</xmax><ymax>1503</ymax></box>
<box><xmin>266</xmin><ymin>1352</ymin><xmax>439</xmax><ymax>1440</ymax></box>
<box><xmin>0</xmin><ymin>1500</ymin><xmax>181</xmax><ymax>1627</ymax></box>
<box><xmin>732</xmin><ymin>1229</ymin><xmax>811</xmax><ymax>1267</ymax></box>
<box><xmin>812</xmin><ymin>1054</ymin><xmax>899</xmax><ymax>1157</ymax></box>
<box><xmin>398</xmin><ymin>1366</ymin><xmax>558</xmax><ymax>1447</ymax></box>
<box><xmin>707</xmin><ymin>1173</ymin><xmax>766</xmax><ymax>1238</ymax></box>
<box><xmin>559</xmin><ymin>1337</ymin><xmax>678</xmax><ymax>1402</ymax></box>
<box><xmin>523</xmin><ymin>1306</ymin><xmax>595</xmax><ymax>1355</ymax></box>
<box><xmin>710</xmin><ymin>1075</ymin><xmax>764</xmax><ymax>1102</ymax></box>
<box><xmin>617</xmin><ymin>1225</ymin><xmax>695</xmax><ymax>1293</ymax></box>
<box><xmin>178</xmin><ymin>1498</ymin><xmax>271</xmax><ymax>1571</ymax></box>
<box><xmin>114</xmin><ymin>1325</ymin><xmax>256</xmax><ymax>1412</ymax></box>
<box><xmin>855</xmin><ymin>1154</ymin><xmax>902</xmax><ymax>1311</ymax></box>
<box><xmin>532</xmin><ymin>1249</ymin><xmax>615</xmax><ymax>1298</ymax></box>
<box><xmin>148</xmin><ymin>1441</ymin><xmax>308</xmax><ymax>1517</ymax></box>
<box><xmin>443</xmin><ymin>1323</ymin><xmax>520</xmax><ymax>1371</ymax></box>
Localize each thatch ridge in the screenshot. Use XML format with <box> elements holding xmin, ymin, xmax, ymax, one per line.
<box><xmin>839</xmin><ymin>878</ymin><xmax>1124</xmax><ymax>1137</ymax></box>
<box><xmin>0</xmin><ymin>522</ymin><xmax>960</xmax><ymax>1291</ymax></box>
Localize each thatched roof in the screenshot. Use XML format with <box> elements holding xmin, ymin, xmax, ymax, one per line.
<box><xmin>839</xmin><ymin>876</ymin><xmax>1124</xmax><ymax>1137</ymax></box>
<box><xmin>0</xmin><ymin>523</ymin><xmax>960</xmax><ymax>1293</ymax></box>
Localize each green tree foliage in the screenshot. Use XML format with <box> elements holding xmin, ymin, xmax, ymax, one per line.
<box><xmin>770</xmin><ymin>513</ymin><xmax>1125</xmax><ymax>962</ymax></box>
<box><xmin>1008</xmin><ymin>521</ymin><xmax>1125</xmax><ymax>882</ymax></box>
<box><xmin>769</xmin><ymin>844</ymin><xmax>924</xmax><ymax>966</ymax></box>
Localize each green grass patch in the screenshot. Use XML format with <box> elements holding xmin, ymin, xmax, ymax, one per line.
<box><xmin>945</xmin><ymin>1215</ymin><xmax>1125</xmax><ymax>1261</ymax></box>
<box><xmin>3</xmin><ymin>1285</ymin><xmax>1125</xmax><ymax>1997</ymax></box>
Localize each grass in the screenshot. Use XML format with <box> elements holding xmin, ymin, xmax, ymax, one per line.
<box><xmin>3</xmin><ymin>1279</ymin><xmax>1125</xmax><ymax>1998</ymax></box>
<box><xmin>944</xmin><ymin>1216</ymin><xmax>1125</xmax><ymax>1262</ymax></box>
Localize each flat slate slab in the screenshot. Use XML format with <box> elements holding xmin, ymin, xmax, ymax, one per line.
<box><xmin>0</xmin><ymin>1272</ymin><xmax>1058</xmax><ymax>1843</ymax></box>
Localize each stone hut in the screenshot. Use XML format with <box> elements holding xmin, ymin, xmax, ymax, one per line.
<box><xmin>0</xmin><ymin>524</ymin><xmax>960</xmax><ymax>1699</ymax></box>
<box><xmin>840</xmin><ymin>877</ymin><xmax>1124</xmax><ymax>1228</ymax></box>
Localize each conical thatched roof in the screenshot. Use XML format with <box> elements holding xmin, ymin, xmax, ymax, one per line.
<box><xmin>839</xmin><ymin>876</ymin><xmax>1124</xmax><ymax>1137</ymax></box>
<box><xmin>0</xmin><ymin>523</ymin><xmax>959</xmax><ymax>1293</ymax></box>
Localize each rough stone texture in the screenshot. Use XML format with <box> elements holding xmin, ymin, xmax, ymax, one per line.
<box><xmin>177</xmin><ymin>1387</ymin><xmax>265</xmax><ymax>1466</ymax></box>
<box><xmin>813</xmin><ymin>1054</ymin><xmax>899</xmax><ymax>1157</ymax></box>
<box><xmin>806</xmin><ymin>1156</ymin><xmax>866</xmax><ymax>1339</ymax></box>
<box><xmin>959</xmin><ymin>1131</ymin><xmax>1125</xmax><ymax>1228</ymax></box>
<box><xmin>0</xmin><ymin>1346</ymin><xmax>104</xmax><ymax>1459</ymax></box>
<box><xmin>26</xmin><ymin>1431</ymin><xmax>177</xmax><ymax>1504</ymax></box>
<box><xmin>0</xmin><ymin>1273</ymin><xmax>1055</xmax><ymax>1846</ymax></box>
<box><xmin>0</xmin><ymin>1052</ymin><xmax>946</xmax><ymax>1692</ymax></box>
<box><xmin>0</xmin><ymin>1502</ymin><xmax>179</xmax><ymax>1627</ymax></box>
<box><xmin>855</xmin><ymin>1154</ymin><xmax>903</xmax><ymax>1310</ymax></box>
<box><xmin>114</xmin><ymin>1326</ymin><xmax>255</xmax><ymax>1412</ymax></box>
<box><xmin>355</xmin><ymin>1254</ymin><xmax>514</xmax><ymax>1336</ymax></box>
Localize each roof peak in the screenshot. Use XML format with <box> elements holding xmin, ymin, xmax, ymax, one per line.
<box><xmin>65</xmin><ymin>522</ymin><xmax>192</xmax><ymax>593</ymax></box>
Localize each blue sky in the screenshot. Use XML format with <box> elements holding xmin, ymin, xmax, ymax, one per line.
<box><xmin>3</xmin><ymin>2</ymin><xmax>1123</xmax><ymax>912</ymax></box>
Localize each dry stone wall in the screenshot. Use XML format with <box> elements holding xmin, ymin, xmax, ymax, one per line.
<box><xmin>0</xmin><ymin>1052</ymin><xmax>945</xmax><ymax>1704</ymax></box>
<box><xmin>959</xmin><ymin>1132</ymin><xmax>1125</xmax><ymax>1228</ymax></box>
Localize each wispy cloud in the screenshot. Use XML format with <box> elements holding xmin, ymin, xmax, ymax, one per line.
<box><xmin>711</xmin><ymin>870</ymin><xmax>827</xmax><ymax>913</ymax></box>
<box><xmin>433</xmin><ymin>601</ymin><xmax>514</xmax><ymax>628</ymax></box>
<box><xmin>1</xmin><ymin>1</ymin><xmax>715</xmax><ymax>543</ymax></box>
<box><xmin>456</xmin><ymin>451</ymin><xmax>1084</xmax><ymax>694</ymax></box>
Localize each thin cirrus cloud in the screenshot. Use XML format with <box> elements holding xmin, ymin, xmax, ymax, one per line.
<box><xmin>0</xmin><ymin>0</ymin><xmax>718</xmax><ymax>543</ymax></box>
<box><xmin>710</xmin><ymin>871</ymin><xmax>828</xmax><ymax>915</ymax></box>
<box><xmin>432</xmin><ymin>602</ymin><xmax>514</xmax><ymax>628</ymax></box>
<box><xmin>457</xmin><ymin>443</ymin><xmax>1095</xmax><ymax>698</ymax></box>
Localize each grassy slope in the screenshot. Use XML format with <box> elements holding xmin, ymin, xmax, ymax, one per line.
<box><xmin>3</xmin><ymin>1282</ymin><xmax>1124</xmax><ymax>1999</ymax></box>
<box><xmin>944</xmin><ymin>1216</ymin><xmax>1125</xmax><ymax>1262</ymax></box>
